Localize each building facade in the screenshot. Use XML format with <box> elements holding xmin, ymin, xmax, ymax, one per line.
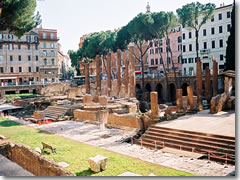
<box><xmin>181</xmin><ymin>4</ymin><xmax>232</xmax><ymax>76</ymax></box>
<box><xmin>0</xmin><ymin>30</ymin><xmax>40</xmax><ymax>86</ymax></box>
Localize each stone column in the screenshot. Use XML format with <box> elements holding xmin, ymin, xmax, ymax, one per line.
<box><xmin>85</xmin><ymin>63</ymin><xmax>90</xmax><ymax>94</ymax></box>
<box><xmin>117</xmin><ymin>49</ymin><xmax>122</xmax><ymax>97</ymax></box>
<box><xmin>128</xmin><ymin>45</ymin><xmax>136</xmax><ymax>98</ymax></box>
<box><xmin>187</xmin><ymin>86</ymin><xmax>194</xmax><ymax>111</ymax></box>
<box><xmin>124</xmin><ymin>51</ymin><xmax>129</xmax><ymax>95</ymax></box>
<box><xmin>196</xmin><ymin>58</ymin><xmax>203</xmax><ymax>111</ymax></box>
<box><xmin>205</xmin><ymin>66</ymin><xmax>211</xmax><ymax>103</ymax></box>
<box><xmin>176</xmin><ymin>89</ymin><xmax>183</xmax><ymax>113</ymax></box>
<box><xmin>150</xmin><ymin>92</ymin><xmax>158</xmax><ymax>118</ymax></box>
<box><xmin>107</xmin><ymin>53</ymin><xmax>112</xmax><ymax>97</ymax></box>
<box><xmin>96</xmin><ymin>55</ymin><xmax>101</xmax><ymax>96</ymax></box>
<box><xmin>212</xmin><ymin>56</ymin><xmax>218</xmax><ymax>97</ymax></box>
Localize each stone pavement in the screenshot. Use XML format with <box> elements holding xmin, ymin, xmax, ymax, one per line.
<box><xmin>0</xmin><ymin>154</ymin><xmax>33</xmax><ymax>176</ymax></box>
<box><xmin>8</xmin><ymin>114</ymin><xmax>235</xmax><ymax>176</ymax></box>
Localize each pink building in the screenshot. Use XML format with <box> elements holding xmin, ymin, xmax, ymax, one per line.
<box><xmin>147</xmin><ymin>26</ymin><xmax>183</xmax><ymax>74</ymax></box>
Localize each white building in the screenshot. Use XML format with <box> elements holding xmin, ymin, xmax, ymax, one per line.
<box><xmin>181</xmin><ymin>4</ymin><xmax>232</xmax><ymax>76</ymax></box>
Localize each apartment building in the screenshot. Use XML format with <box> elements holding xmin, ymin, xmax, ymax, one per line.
<box><xmin>147</xmin><ymin>26</ymin><xmax>183</xmax><ymax>75</ymax></box>
<box><xmin>0</xmin><ymin>30</ymin><xmax>41</xmax><ymax>85</ymax></box>
<box><xmin>181</xmin><ymin>4</ymin><xmax>232</xmax><ymax>76</ymax></box>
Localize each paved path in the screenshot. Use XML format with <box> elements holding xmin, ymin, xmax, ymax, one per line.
<box><xmin>156</xmin><ymin>110</ymin><xmax>235</xmax><ymax>137</ymax></box>
<box><xmin>0</xmin><ymin>155</ymin><xmax>33</xmax><ymax>176</ymax></box>
<box><xmin>8</xmin><ymin>113</ymin><xmax>235</xmax><ymax>176</ymax></box>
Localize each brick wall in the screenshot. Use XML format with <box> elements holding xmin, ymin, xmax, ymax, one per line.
<box><xmin>108</xmin><ymin>113</ymin><xmax>140</xmax><ymax>129</ymax></box>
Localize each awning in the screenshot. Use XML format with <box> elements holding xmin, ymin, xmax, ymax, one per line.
<box><xmin>0</xmin><ymin>77</ymin><xmax>17</xmax><ymax>80</ymax></box>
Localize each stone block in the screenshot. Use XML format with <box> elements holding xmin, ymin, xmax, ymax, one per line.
<box><xmin>73</xmin><ymin>109</ymin><xmax>98</xmax><ymax>121</ymax></box>
<box><xmin>83</xmin><ymin>94</ymin><xmax>93</xmax><ymax>106</ymax></box>
<box><xmin>77</xmin><ymin>86</ymin><xmax>83</xmax><ymax>97</ymax></box>
<box><xmin>108</xmin><ymin>113</ymin><xmax>140</xmax><ymax>129</ymax></box>
<box><xmin>67</xmin><ymin>88</ymin><xmax>77</xmax><ymax>99</ymax></box>
<box><xmin>88</xmin><ymin>155</ymin><xmax>108</xmax><ymax>173</ymax></box>
<box><xmin>93</xmin><ymin>96</ymin><xmax>99</xmax><ymax>103</ymax></box>
<box><xmin>227</xmin><ymin>96</ymin><xmax>235</xmax><ymax>110</ymax></box>
<box><xmin>99</xmin><ymin>96</ymin><xmax>108</xmax><ymax>106</ymax></box>
<box><xmin>210</xmin><ymin>95</ymin><xmax>221</xmax><ymax>114</ymax></box>
<box><xmin>151</xmin><ymin>92</ymin><xmax>158</xmax><ymax>118</ymax></box>
<box><xmin>216</xmin><ymin>93</ymin><xmax>228</xmax><ymax>113</ymax></box>
<box><xmin>164</xmin><ymin>106</ymin><xmax>177</xmax><ymax>116</ymax></box>
<box><xmin>34</xmin><ymin>111</ymin><xmax>44</xmax><ymax>120</ymax></box>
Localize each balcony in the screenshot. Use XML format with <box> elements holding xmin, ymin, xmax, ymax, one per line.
<box><xmin>200</xmin><ymin>49</ymin><xmax>210</xmax><ymax>54</ymax></box>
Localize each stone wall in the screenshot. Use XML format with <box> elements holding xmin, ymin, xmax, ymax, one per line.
<box><xmin>74</xmin><ymin>109</ymin><xmax>99</xmax><ymax>121</ymax></box>
<box><xmin>40</xmin><ymin>82</ymin><xmax>71</xmax><ymax>96</ymax></box>
<box><xmin>0</xmin><ymin>142</ymin><xmax>74</xmax><ymax>176</ymax></box>
<box><xmin>107</xmin><ymin>113</ymin><xmax>140</xmax><ymax>129</ymax></box>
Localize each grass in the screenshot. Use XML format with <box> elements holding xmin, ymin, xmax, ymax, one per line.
<box><xmin>0</xmin><ymin>117</ymin><xmax>197</xmax><ymax>176</ymax></box>
<box><xmin>4</xmin><ymin>93</ymin><xmax>40</xmax><ymax>101</ymax></box>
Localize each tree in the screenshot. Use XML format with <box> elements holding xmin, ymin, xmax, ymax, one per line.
<box><xmin>0</xmin><ymin>0</ymin><xmax>41</xmax><ymax>37</ymax></box>
<box><xmin>67</xmin><ymin>67</ymin><xmax>74</xmax><ymax>79</ymax></box>
<box><xmin>225</xmin><ymin>0</ymin><xmax>235</xmax><ymax>71</ymax></box>
<box><xmin>126</xmin><ymin>13</ymin><xmax>156</xmax><ymax>95</ymax></box>
<box><xmin>177</xmin><ymin>2</ymin><xmax>215</xmax><ymax>59</ymax></box>
<box><xmin>68</xmin><ymin>49</ymin><xmax>81</xmax><ymax>76</ymax></box>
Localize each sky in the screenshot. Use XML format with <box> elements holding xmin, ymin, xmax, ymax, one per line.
<box><xmin>36</xmin><ymin>0</ymin><xmax>234</xmax><ymax>55</ymax></box>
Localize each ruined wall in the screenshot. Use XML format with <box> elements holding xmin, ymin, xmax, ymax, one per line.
<box><xmin>1</xmin><ymin>142</ymin><xmax>74</xmax><ymax>176</ymax></box>
<box><xmin>74</xmin><ymin>109</ymin><xmax>98</xmax><ymax>121</ymax></box>
<box><xmin>40</xmin><ymin>82</ymin><xmax>71</xmax><ymax>96</ymax></box>
<box><xmin>107</xmin><ymin>113</ymin><xmax>140</xmax><ymax>129</ymax></box>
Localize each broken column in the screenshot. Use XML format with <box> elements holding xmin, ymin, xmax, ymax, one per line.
<box><xmin>196</xmin><ymin>58</ymin><xmax>203</xmax><ymax>111</ymax></box>
<box><xmin>117</xmin><ymin>49</ymin><xmax>122</xmax><ymax>97</ymax></box>
<box><xmin>212</xmin><ymin>56</ymin><xmax>218</xmax><ymax>97</ymax></box>
<box><xmin>96</xmin><ymin>55</ymin><xmax>101</xmax><ymax>96</ymax></box>
<box><xmin>205</xmin><ymin>66</ymin><xmax>211</xmax><ymax>103</ymax></box>
<box><xmin>150</xmin><ymin>92</ymin><xmax>158</xmax><ymax>118</ymax></box>
<box><xmin>123</xmin><ymin>51</ymin><xmax>129</xmax><ymax>95</ymax></box>
<box><xmin>176</xmin><ymin>89</ymin><xmax>183</xmax><ymax>113</ymax></box>
<box><xmin>128</xmin><ymin>44</ymin><xmax>136</xmax><ymax>98</ymax></box>
<box><xmin>85</xmin><ymin>63</ymin><xmax>90</xmax><ymax>94</ymax></box>
<box><xmin>107</xmin><ymin>53</ymin><xmax>112</xmax><ymax>97</ymax></box>
<box><xmin>187</xmin><ymin>86</ymin><xmax>194</xmax><ymax>111</ymax></box>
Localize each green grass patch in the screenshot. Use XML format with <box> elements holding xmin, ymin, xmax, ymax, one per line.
<box><xmin>0</xmin><ymin>117</ymin><xmax>197</xmax><ymax>176</ymax></box>
<box><xmin>4</xmin><ymin>93</ymin><xmax>40</xmax><ymax>101</ymax></box>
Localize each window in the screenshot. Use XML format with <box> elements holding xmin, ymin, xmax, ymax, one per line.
<box><xmin>183</xmin><ymin>45</ymin><xmax>186</xmax><ymax>52</ymax></box>
<box><xmin>0</xmin><ymin>43</ymin><xmax>2</xmax><ymax>49</ymax></box>
<box><xmin>188</xmin><ymin>58</ymin><xmax>192</xmax><ymax>63</ymax></box>
<box><xmin>178</xmin><ymin>45</ymin><xmax>182</xmax><ymax>51</ymax></box>
<box><xmin>43</xmin><ymin>43</ymin><xmax>47</xmax><ymax>48</ymax></box>
<box><xmin>154</xmin><ymin>41</ymin><xmax>158</xmax><ymax>47</ymax></box>
<box><xmin>42</xmin><ymin>32</ymin><xmax>47</xmax><ymax>39</ymax></box>
<box><xmin>28</xmin><ymin>55</ymin><xmax>31</xmax><ymax>61</ymax></box>
<box><xmin>160</xmin><ymin>58</ymin><xmax>163</xmax><ymax>64</ymax></box>
<box><xmin>189</xmin><ymin>32</ymin><xmax>192</xmax><ymax>39</ymax></box>
<box><xmin>35</xmin><ymin>44</ymin><xmax>38</xmax><ymax>50</ymax></box>
<box><xmin>227</xmin><ymin>11</ymin><xmax>231</xmax><ymax>18</ymax></box>
<box><xmin>189</xmin><ymin>67</ymin><xmax>194</xmax><ymax>75</ymax></box>
<box><xmin>50</xmin><ymin>43</ymin><xmax>54</xmax><ymax>48</ymax></box>
<box><xmin>150</xmin><ymin>49</ymin><xmax>154</xmax><ymax>54</ymax></box>
<box><xmin>0</xmin><ymin>67</ymin><xmax>4</xmax><ymax>73</ymax></box>
<box><xmin>10</xmin><ymin>67</ymin><xmax>14</xmax><ymax>73</ymax></box>
<box><xmin>34</xmin><ymin>36</ymin><xmax>39</xmax><ymax>43</ymax></box>
<box><xmin>203</xmin><ymin>29</ymin><xmax>207</xmax><ymax>36</ymax></box>
<box><xmin>159</xmin><ymin>40</ymin><xmax>163</xmax><ymax>46</ymax></box>
<box><xmin>28</xmin><ymin>67</ymin><xmax>32</xmax><ymax>72</ymax></box>
<box><xmin>183</xmin><ymin>33</ymin><xmax>185</xmax><ymax>40</ymax></box>
<box><xmin>51</xmin><ymin>59</ymin><xmax>55</xmax><ymax>65</ymax></box>
<box><xmin>203</xmin><ymin>42</ymin><xmax>207</xmax><ymax>49</ymax></box>
<box><xmin>50</xmin><ymin>33</ymin><xmax>54</xmax><ymax>39</ymax></box>
<box><xmin>19</xmin><ymin>67</ymin><xmax>22</xmax><ymax>73</ymax></box>
<box><xmin>212</xmin><ymin>40</ymin><xmax>215</xmax><ymax>49</ymax></box>
<box><xmin>151</xmin><ymin>59</ymin><xmax>154</xmax><ymax>65</ymax></box>
<box><xmin>211</xmin><ymin>16</ymin><xmax>214</xmax><ymax>22</ymax></box>
<box><xmin>0</xmin><ymin>34</ymin><xmax>2</xmax><ymax>40</ymax></box>
<box><xmin>155</xmin><ymin>59</ymin><xmax>158</xmax><ymax>65</ymax></box>
<box><xmin>0</xmin><ymin>56</ymin><xmax>3</xmax><ymax>62</ymax></box>
<box><xmin>36</xmin><ymin>55</ymin><xmax>38</xmax><ymax>61</ymax></box>
<box><xmin>211</xmin><ymin>27</ymin><xmax>215</xmax><ymax>35</ymax></box>
<box><xmin>178</xmin><ymin>56</ymin><xmax>182</xmax><ymax>64</ymax></box>
<box><xmin>10</xmin><ymin>56</ymin><xmax>13</xmax><ymax>61</ymax></box>
<box><xmin>189</xmin><ymin>44</ymin><xmax>192</xmax><ymax>51</ymax></box>
<box><xmin>36</xmin><ymin>67</ymin><xmax>39</xmax><ymax>72</ymax></box>
<box><xmin>26</xmin><ymin>36</ymin><xmax>31</xmax><ymax>42</ymax></box>
<box><xmin>219</xmin><ymin>26</ymin><xmax>223</xmax><ymax>33</ymax></box>
<box><xmin>51</xmin><ymin>50</ymin><xmax>55</xmax><ymax>56</ymax></box>
<box><xmin>160</xmin><ymin>48</ymin><xmax>163</xmax><ymax>53</ymax></box>
<box><xmin>218</xmin><ymin>13</ymin><xmax>222</xmax><ymax>20</ymax></box>
<box><xmin>167</xmin><ymin>57</ymin><xmax>171</xmax><ymax>64</ymax></box>
<box><xmin>43</xmin><ymin>50</ymin><xmax>47</xmax><ymax>56</ymax></box>
<box><xmin>18</xmin><ymin>43</ymin><xmax>21</xmax><ymax>50</ymax></box>
<box><xmin>28</xmin><ymin>44</ymin><xmax>30</xmax><ymax>50</ymax></box>
<box><xmin>18</xmin><ymin>55</ymin><xmax>21</xmax><ymax>61</ymax></box>
<box><xmin>178</xmin><ymin>36</ymin><xmax>182</xmax><ymax>43</ymax></box>
<box><xmin>149</xmin><ymin>41</ymin><xmax>153</xmax><ymax>47</ymax></box>
<box><xmin>219</xmin><ymin>39</ymin><xmax>223</xmax><ymax>48</ymax></box>
<box><xmin>220</xmin><ymin>54</ymin><xmax>224</xmax><ymax>61</ymax></box>
<box><xmin>227</xmin><ymin>24</ymin><xmax>231</xmax><ymax>32</ymax></box>
<box><xmin>9</xmin><ymin>43</ymin><xmax>13</xmax><ymax>50</ymax></box>
<box><xmin>44</xmin><ymin>59</ymin><xmax>47</xmax><ymax>65</ymax></box>
<box><xmin>155</xmin><ymin>48</ymin><xmax>159</xmax><ymax>54</ymax></box>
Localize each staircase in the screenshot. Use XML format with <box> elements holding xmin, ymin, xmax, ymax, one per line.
<box><xmin>137</xmin><ymin>125</ymin><xmax>235</xmax><ymax>164</ymax></box>
<box><xmin>44</xmin><ymin>106</ymin><xmax>69</xmax><ymax>120</ymax></box>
